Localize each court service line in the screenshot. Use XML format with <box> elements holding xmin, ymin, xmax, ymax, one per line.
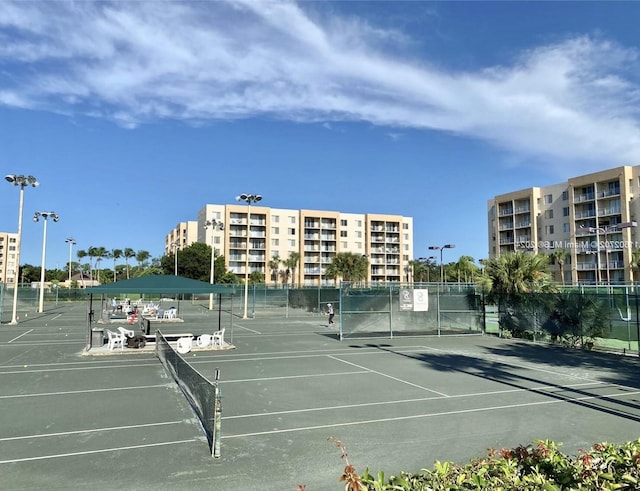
<box><xmin>7</xmin><ymin>330</ymin><xmax>33</xmax><ymax>343</ymax></box>
<box><xmin>0</xmin><ymin>420</ymin><xmax>186</xmax><ymax>441</ymax></box>
<box><xmin>0</xmin><ymin>383</ymin><xmax>170</xmax><ymax>399</ymax></box>
<box><xmin>327</xmin><ymin>354</ymin><xmax>449</xmax><ymax>397</ymax></box>
<box><xmin>223</xmin><ymin>388</ymin><xmax>640</xmax><ymax>439</ymax></box>
<box><xmin>224</xmin><ymin>381</ymin><xmax>604</xmax><ymax>420</ymax></box>
<box><xmin>0</xmin><ymin>439</ymin><xmax>198</xmax><ymax>464</ymax></box>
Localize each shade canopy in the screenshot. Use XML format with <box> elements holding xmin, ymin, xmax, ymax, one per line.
<box><xmin>85</xmin><ymin>275</ymin><xmax>236</xmax><ymax>295</ymax></box>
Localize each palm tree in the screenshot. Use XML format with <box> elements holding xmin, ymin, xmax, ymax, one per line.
<box><xmin>94</xmin><ymin>246</ymin><xmax>107</xmax><ymax>284</ymax></box>
<box><xmin>123</xmin><ymin>248</ymin><xmax>135</xmax><ymax>279</ymax></box>
<box><xmin>283</xmin><ymin>252</ymin><xmax>300</xmax><ymax>287</ymax></box>
<box><xmin>631</xmin><ymin>250</ymin><xmax>640</xmax><ymax>284</ymax></box>
<box><xmin>268</xmin><ymin>255</ymin><xmax>281</xmax><ymax>285</ymax></box>
<box><xmin>325</xmin><ymin>252</ymin><xmax>369</xmax><ymax>284</ymax></box>
<box><xmin>455</xmin><ymin>256</ymin><xmax>476</xmax><ymax>283</ymax></box>
<box><xmin>86</xmin><ymin>246</ymin><xmax>98</xmax><ymax>281</ymax></box>
<box><xmin>111</xmin><ymin>248</ymin><xmax>123</xmax><ymax>282</ymax></box>
<box><xmin>76</xmin><ymin>249</ymin><xmax>87</xmax><ymax>286</ymax></box>
<box><xmin>479</xmin><ymin>251</ymin><xmax>552</xmax><ymax>301</ymax></box>
<box><xmin>549</xmin><ymin>248</ymin><xmax>569</xmax><ymax>286</ymax></box>
<box><xmin>136</xmin><ymin>250</ymin><xmax>150</xmax><ymax>269</ymax></box>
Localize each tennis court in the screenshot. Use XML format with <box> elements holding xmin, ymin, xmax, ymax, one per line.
<box><xmin>2</xmin><ymin>301</ymin><xmax>640</xmax><ymax>490</ymax></box>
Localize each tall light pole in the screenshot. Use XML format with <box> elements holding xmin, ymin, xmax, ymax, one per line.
<box><xmin>170</xmin><ymin>241</ymin><xmax>179</xmax><ymax>276</ymax></box>
<box><xmin>428</xmin><ymin>244</ymin><xmax>455</xmax><ymax>336</ymax></box>
<box><xmin>236</xmin><ymin>193</ymin><xmax>262</xmax><ymax>319</ymax></box>
<box><xmin>33</xmin><ymin>211</ymin><xmax>59</xmax><ymax>313</ymax></box>
<box><xmin>65</xmin><ymin>237</ymin><xmax>76</xmax><ymax>284</ymax></box>
<box><xmin>428</xmin><ymin>244</ymin><xmax>456</xmax><ymax>283</ymax></box>
<box><xmin>205</xmin><ymin>218</ymin><xmax>225</xmax><ymax>310</ymax></box>
<box><xmin>5</xmin><ymin>174</ymin><xmax>39</xmax><ymax>324</ymax></box>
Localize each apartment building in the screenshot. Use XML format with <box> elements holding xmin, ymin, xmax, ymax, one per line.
<box><xmin>171</xmin><ymin>204</ymin><xmax>415</xmax><ymax>286</ymax></box>
<box><xmin>0</xmin><ymin>232</ymin><xmax>19</xmax><ymax>285</ymax></box>
<box><xmin>487</xmin><ymin>165</ymin><xmax>640</xmax><ymax>285</ymax></box>
<box><xmin>164</xmin><ymin>221</ymin><xmax>199</xmax><ymax>255</ymax></box>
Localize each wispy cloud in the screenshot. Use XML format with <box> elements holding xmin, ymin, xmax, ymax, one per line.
<box><xmin>1</xmin><ymin>0</ymin><xmax>639</xmax><ymax>170</ymax></box>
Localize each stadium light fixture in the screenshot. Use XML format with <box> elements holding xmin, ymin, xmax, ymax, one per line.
<box><xmin>33</xmin><ymin>211</ymin><xmax>59</xmax><ymax>313</ymax></box>
<box><xmin>236</xmin><ymin>193</ymin><xmax>262</xmax><ymax>319</ymax></box>
<box><xmin>5</xmin><ymin>174</ymin><xmax>39</xmax><ymax>324</ymax></box>
<box><xmin>205</xmin><ymin>218</ymin><xmax>225</xmax><ymax>310</ymax></box>
<box><xmin>65</xmin><ymin>237</ymin><xmax>76</xmax><ymax>284</ymax></box>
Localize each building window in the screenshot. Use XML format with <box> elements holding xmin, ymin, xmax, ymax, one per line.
<box><xmin>271</xmin><ymin>238</ymin><xmax>279</xmax><ymax>246</ymax></box>
<box><xmin>288</xmin><ymin>216</ymin><xmax>296</xmax><ymax>224</ymax></box>
<box><xmin>544</xmin><ymin>194</ymin><xmax>553</xmax><ymax>204</ymax></box>
<box><xmin>341</xmin><ymin>219</ymin><xmax>347</xmax><ymax>226</ymax></box>
<box><xmin>356</xmin><ymin>231</ymin><xmax>362</xmax><ymax>238</ymax></box>
<box><xmin>563</xmin><ymin>223</ymin><xmax>570</xmax><ymax>233</ymax></box>
<box><xmin>403</xmin><ymin>223</ymin><xmax>408</xmax><ymax>229</ymax></box>
<box><xmin>271</xmin><ymin>227</ymin><xmax>279</xmax><ymax>234</ymax></box>
<box><xmin>273</xmin><ymin>215</ymin><xmax>279</xmax><ymax>223</ymax></box>
<box><xmin>288</xmin><ymin>239</ymin><xmax>296</xmax><ymax>247</ymax></box>
<box><xmin>341</xmin><ymin>241</ymin><xmax>348</xmax><ymax>248</ymax></box>
<box><xmin>356</xmin><ymin>220</ymin><xmax>362</xmax><ymax>227</ymax></box>
<box><xmin>562</xmin><ymin>190</ymin><xmax>569</xmax><ymax>200</ymax></box>
<box><xmin>356</xmin><ymin>242</ymin><xmax>362</xmax><ymax>249</ymax></box>
<box><xmin>545</xmin><ymin>210</ymin><xmax>554</xmax><ymax>219</ymax></box>
<box><xmin>288</xmin><ymin>228</ymin><xmax>296</xmax><ymax>235</ymax></box>
<box><xmin>563</xmin><ymin>207</ymin><xmax>569</xmax><ymax>217</ymax></box>
<box><xmin>340</xmin><ymin>230</ymin><xmax>348</xmax><ymax>237</ymax></box>
<box><xmin>545</xmin><ymin>225</ymin><xmax>555</xmax><ymax>235</ymax></box>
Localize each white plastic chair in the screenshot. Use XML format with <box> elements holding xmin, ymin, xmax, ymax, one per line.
<box><xmin>196</xmin><ymin>334</ymin><xmax>212</xmax><ymax>347</ymax></box>
<box><xmin>176</xmin><ymin>336</ymin><xmax>193</xmax><ymax>354</ymax></box>
<box><xmin>118</xmin><ymin>326</ymin><xmax>135</xmax><ymax>338</ymax></box>
<box><xmin>107</xmin><ymin>329</ymin><xmax>125</xmax><ymax>350</ymax></box>
<box><xmin>212</xmin><ymin>329</ymin><xmax>225</xmax><ymax>348</ymax></box>
<box><xmin>163</xmin><ymin>308</ymin><xmax>177</xmax><ymax>320</ymax></box>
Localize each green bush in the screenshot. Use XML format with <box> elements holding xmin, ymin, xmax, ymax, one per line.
<box><xmin>310</xmin><ymin>438</ymin><xmax>640</xmax><ymax>490</ymax></box>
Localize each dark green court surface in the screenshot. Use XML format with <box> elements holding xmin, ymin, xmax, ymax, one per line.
<box><xmin>2</xmin><ymin>301</ymin><xmax>640</xmax><ymax>490</ymax></box>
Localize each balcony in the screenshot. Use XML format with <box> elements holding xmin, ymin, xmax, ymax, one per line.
<box><xmin>574</xmin><ymin>193</ymin><xmax>595</xmax><ymax>203</ymax></box>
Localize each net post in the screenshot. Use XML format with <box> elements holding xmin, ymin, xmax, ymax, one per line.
<box><xmin>212</xmin><ymin>368</ymin><xmax>222</xmax><ymax>458</ymax></box>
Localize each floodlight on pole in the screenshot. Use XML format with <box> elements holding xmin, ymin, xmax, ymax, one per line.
<box><xmin>170</xmin><ymin>241</ymin><xmax>179</xmax><ymax>276</ymax></box>
<box><xmin>428</xmin><ymin>244</ymin><xmax>455</xmax><ymax>283</ymax></box>
<box><xmin>236</xmin><ymin>193</ymin><xmax>262</xmax><ymax>319</ymax></box>
<box><xmin>205</xmin><ymin>218</ymin><xmax>225</xmax><ymax>310</ymax></box>
<box><xmin>5</xmin><ymin>174</ymin><xmax>39</xmax><ymax>324</ymax></box>
<box><xmin>65</xmin><ymin>237</ymin><xmax>76</xmax><ymax>284</ymax></box>
<box><xmin>33</xmin><ymin>211</ymin><xmax>59</xmax><ymax>313</ymax></box>
<box><xmin>580</xmin><ymin>222</ymin><xmax>637</xmax><ymax>286</ymax></box>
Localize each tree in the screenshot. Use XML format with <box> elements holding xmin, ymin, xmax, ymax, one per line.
<box><xmin>76</xmin><ymin>249</ymin><xmax>87</xmax><ymax>276</ymax></box>
<box><xmin>549</xmin><ymin>248</ymin><xmax>569</xmax><ymax>285</ymax></box>
<box><xmin>135</xmin><ymin>250</ymin><xmax>150</xmax><ymax>268</ymax></box>
<box><xmin>93</xmin><ymin>246</ymin><xmax>107</xmax><ymax>284</ymax></box>
<box><xmin>325</xmin><ymin>253</ymin><xmax>369</xmax><ymax>284</ymax></box>
<box><xmin>250</xmin><ymin>271</ymin><xmax>265</xmax><ymax>283</ymax></box>
<box><xmin>123</xmin><ymin>248</ymin><xmax>135</xmax><ymax>279</ymax></box>
<box><xmin>111</xmin><ymin>248</ymin><xmax>123</xmax><ymax>282</ymax></box>
<box><xmin>455</xmin><ymin>256</ymin><xmax>477</xmax><ymax>283</ymax></box>
<box><xmin>269</xmin><ymin>255</ymin><xmax>281</xmax><ymax>285</ymax></box>
<box><xmin>283</xmin><ymin>252</ymin><xmax>300</xmax><ymax>287</ymax></box>
<box><xmin>478</xmin><ymin>251</ymin><xmax>553</xmax><ymax>302</ymax></box>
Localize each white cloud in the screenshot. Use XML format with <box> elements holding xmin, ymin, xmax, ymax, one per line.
<box><xmin>0</xmin><ymin>0</ymin><xmax>639</xmax><ymax>172</ymax></box>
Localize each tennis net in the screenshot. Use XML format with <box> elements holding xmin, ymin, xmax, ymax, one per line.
<box><xmin>155</xmin><ymin>330</ymin><xmax>221</xmax><ymax>458</ymax></box>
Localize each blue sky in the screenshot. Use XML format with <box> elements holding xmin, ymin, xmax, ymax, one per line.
<box><xmin>1</xmin><ymin>1</ymin><xmax>640</xmax><ymax>270</ymax></box>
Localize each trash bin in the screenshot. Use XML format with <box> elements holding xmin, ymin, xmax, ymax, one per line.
<box><xmin>91</xmin><ymin>328</ymin><xmax>105</xmax><ymax>348</ymax></box>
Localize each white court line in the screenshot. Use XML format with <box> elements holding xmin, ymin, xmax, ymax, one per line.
<box><xmin>0</xmin><ymin>362</ymin><xmax>160</xmax><ymax>375</ymax></box>
<box><xmin>0</xmin><ymin>384</ymin><xmax>169</xmax><ymax>399</ymax></box>
<box><xmin>0</xmin><ymin>439</ymin><xmax>198</xmax><ymax>464</ymax></box>
<box><xmin>224</xmin><ymin>381</ymin><xmax>605</xmax><ymax>420</ymax></box>
<box><xmin>220</xmin><ymin>370</ymin><xmax>369</xmax><ymax>384</ymax></box>
<box><xmin>50</xmin><ymin>313</ymin><xmax>63</xmax><ymax>320</ymax></box>
<box><xmin>328</xmin><ymin>354</ymin><xmax>450</xmax><ymax>397</ymax></box>
<box><xmin>233</xmin><ymin>323</ymin><xmax>262</xmax><ymax>334</ymax></box>
<box><xmin>0</xmin><ymin>420</ymin><xmax>186</xmax><ymax>441</ymax></box>
<box><xmin>223</xmin><ymin>388</ymin><xmax>640</xmax><ymax>439</ymax></box>
<box><xmin>7</xmin><ymin>330</ymin><xmax>33</xmax><ymax>343</ymax></box>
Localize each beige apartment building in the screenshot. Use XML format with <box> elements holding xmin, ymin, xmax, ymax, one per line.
<box><xmin>165</xmin><ymin>204</ymin><xmax>414</xmax><ymax>286</ymax></box>
<box><xmin>487</xmin><ymin>165</ymin><xmax>640</xmax><ymax>285</ymax></box>
<box><xmin>0</xmin><ymin>232</ymin><xmax>18</xmax><ymax>286</ymax></box>
<box><xmin>164</xmin><ymin>221</ymin><xmax>199</xmax><ymax>255</ymax></box>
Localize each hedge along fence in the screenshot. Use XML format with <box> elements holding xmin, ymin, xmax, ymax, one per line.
<box><xmin>494</xmin><ymin>287</ymin><xmax>640</xmax><ymax>353</ymax></box>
